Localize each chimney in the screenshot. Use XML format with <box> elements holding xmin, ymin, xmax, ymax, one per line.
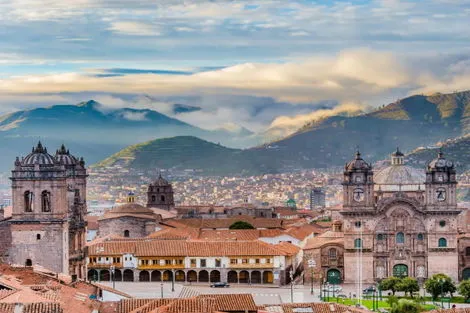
<box><xmin>14</xmin><ymin>303</ymin><xmax>24</xmax><ymax>313</ymax></box>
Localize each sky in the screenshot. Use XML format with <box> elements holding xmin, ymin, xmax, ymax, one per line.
<box><xmin>1</xmin><ymin>0</ymin><xmax>470</xmax><ymax>136</ymax></box>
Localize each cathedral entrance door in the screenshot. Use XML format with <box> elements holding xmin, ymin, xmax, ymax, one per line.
<box><xmin>393</xmin><ymin>264</ymin><xmax>408</xmax><ymax>278</ymax></box>
<box><xmin>327</xmin><ymin>269</ymin><xmax>342</xmax><ymax>284</ymax></box>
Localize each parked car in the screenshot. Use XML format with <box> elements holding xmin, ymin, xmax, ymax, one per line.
<box><xmin>337</xmin><ymin>294</ymin><xmax>347</xmax><ymax>298</ymax></box>
<box><xmin>210</xmin><ymin>282</ymin><xmax>230</xmax><ymax>288</ymax></box>
<box><xmin>322</xmin><ymin>285</ymin><xmax>342</xmax><ymax>293</ymax></box>
<box><xmin>363</xmin><ymin>286</ymin><xmax>377</xmax><ymax>294</ymax></box>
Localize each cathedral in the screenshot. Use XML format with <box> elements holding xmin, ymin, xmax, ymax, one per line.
<box><xmin>304</xmin><ymin>148</ymin><xmax>462</xmax><ymax>284</ymax></box>
<box><xmin>1</xmin><ymin>142</ymin><xmax>87</xmax><ymax>279</ymax></box>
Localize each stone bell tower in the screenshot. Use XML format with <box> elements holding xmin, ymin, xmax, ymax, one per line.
<box><xmin>146</xmin><ymin>174</ymin><xmax>174</xmax><ymax>211</ymax></box>
<box><xmin>8</xmin><ymin>142</ymin><xmax>87</xmax><ymax>278</ymax></box>
<box><xmin>425</xmin><ymin>149</ymin><xmax>458</xmax><ymax>210</ymax></box>
<box><xmin>342</xmin><ymin>150</ymin><xmax>374</xmax><ymax>208</ymax></box>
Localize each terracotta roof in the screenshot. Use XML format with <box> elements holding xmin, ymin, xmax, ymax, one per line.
<box><xmin>117</xmin><ymin>299</ymin><xmax>155</xmax><ymax>313</ymax></box>
<box><xmin>283</xmin><ymin>224</ymin><xmax>323</xmax><ymax>241</ymax></box>
<box><xmin>86</xmin><ymin>215</ymin><xmax>99</xmax><ymax>230</ymax></box>
<box><xmin>0</xmin><ymin>303</ymin><xmax>63</xmax><ymax>313</ymax></box>
<box><xmin>128</xmin><ymin>299</ymin><xmax>174</xmax><ymax>313</ymax></box>
<box><xmin>261</xmin><ymin>302</ymin><xmax>369</xmax><ymax>313</ymax></box>
<box><xmin>147</xmin><ymin>228</ymin><xmax>197</xmax><ymax>240</ymax></box>
<box><xmin>303</xmin><ymin>230</ymin><xmax>344</xmax><ymax>250</ymax></box>
<box><xmin>89</xmin><ymin>239</ymin><xmax>288</xmax><ymax>257</ymax></box>
<box><xmin>100</xmin><ymin>203</ymin><xmax>158</xmax><ymax>221</ymax></box>
<box><xmin>91</xmin><ymin>282</ymin><xmax>132</xmax><ymax>298</ymax></box>
<box><xmin>174</xmin><ymin>216</ymin><xmax>284</xmax><ymax>229</ymax></box>
<box><xmin>198</xmin><ymin>294</ymin><xmax>257</xmax><ymax>311</ymax></box>
<box><xmin>152</xmin><ymin>297</ymin><xmax>217</xmax><ymax>313</ymax></box>
<box><xmin>273</xmin><ymin>242</ymin><xmax>301</xmax><ymax>256</ymax></box>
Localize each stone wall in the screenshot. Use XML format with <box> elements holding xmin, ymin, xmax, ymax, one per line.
<box><xmin>98</xmin><ymin>217</ymin><xmax>155</xmax><ymax>238</ymax></box>
<box><xmin>8</xmin><ymin>223</ymin><xmax>66</xmax><ymax>273</ymax></box>
<box><xmin>0</xmin><ymin>221</ymin><xmax>12</xmax><ymax>261</ymax></box>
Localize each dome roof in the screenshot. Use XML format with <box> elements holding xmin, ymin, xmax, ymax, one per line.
<box><xmin>55</xmin><ymin>144</ymin><xmax>79</xmax><ymax>165</ymax></box>
<box><xmin>22</xmin><ymin>142</ymin><xmax>56</xmax><ymax>166</ymax></box>
<box><xmin>427</xmin><ymin>149</ymin><xmax>454</xmax><ymax>171</ymax></box>
<box><xmin>345</xmin><ymin>151</ymin><xmax>372</xmax><ymax>171</ymax></box>
<box><xmin>375</xmin><ymin>165</ymin><xmax>425</xmax><ymax>186</ymax></box>
<box><xmin>109</xmin><ymin>203</ymin><xmax>154</xmax><ymax>214</ymax></box>
<box><xmin>151</xmin><ymin>174</ymin><xmax>170</xmax><ymax>186</ymax></box>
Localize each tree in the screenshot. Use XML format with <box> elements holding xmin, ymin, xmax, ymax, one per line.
<box><xmin>458</xmin><ymin>280</ymin><xmax>470</xmax><ymax>301</ymax></box>
<box><xmin>379</xmin><ymin>277</ymin><xmax>402</xmax><ymax>295</ymax></box>
<box><xmin>398</xmin><ymin>277</ymin><xmax>420</xmax><ymax>298</ymax></box>
<box><xmin>229</xmin><ymin>221</ymin><xmax>255</xmax><ymax>229</ymax></box>
<box><xmin>424</xmin><ymin>274</ymin><xmax>457</xmax><ymax>300</ymax></box>
<box><xmin>390</xmin><ymin>299</ymin><xmax>421</xmax><ymax>313</ymax></box>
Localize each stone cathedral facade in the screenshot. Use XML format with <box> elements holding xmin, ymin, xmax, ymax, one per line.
<box><xmin>6</xmin><ymin>142</ymin><xmax>87</xmax><ymax>279</ymax></box>
<box><xmin>340</xmin><ymin>149</ymin><xmax>460</xmax><ymax>283</ymax></box>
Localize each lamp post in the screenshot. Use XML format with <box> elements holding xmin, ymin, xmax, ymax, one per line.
<box><xmin>307</xmin><ymin>259</ymin><xmax>316</xmax><ymax>295</ymax></box>
<box><xmin>439</xmin><ymin>278</ymin><xmax>444</xmax><ymax>308</ymax></box>
<box><xmin>160</xmin><ymin>282</ymin><xmax>164</xmax><ymax>298</ymax></box>
<box><xmin>290</xmin><ymin>269</ymin><xmax>294</xmax><ymax>303</ymax></box>
<box><xmin>171</xmin><ymin>269</ymin><xmax>175</xmax><ymax>292</ymax></box>
<box><xmin>110</xmin><ymin>265</ymin><xmax>115</xmax><ymax>290</ymax></box>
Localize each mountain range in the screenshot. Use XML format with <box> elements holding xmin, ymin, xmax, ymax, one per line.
<box><xmin>0</xmin><ymin>100</ymin><xmax>255</xmax><ymax>172</ymax></box>
<box><xmin>1</xmin><ymin>90</ymin><xmax>469</xmax><ymax>175</ymax></box>
<box><xmin>95</xmin><ymin>90</ymin><xmax>470</xmax><ymax>175</ymax></box>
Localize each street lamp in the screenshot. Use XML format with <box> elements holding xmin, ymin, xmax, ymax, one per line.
<box><xmin>439</xmin><ymin>278</ymin><xmax>444</xmax><ymax>308</ymax></box>
<box><xmin>110</xmin><ymin>265</ymin><xmax>115</xmax><ymax>290</ymax></box>
<box><xmin>307</xmin><ymin>259</ymin><xmax>316</xmax><ymax>295</ymax></box>
<box><xmin>171</xmin><ymin>269</ymin><xmax>175</xmax><ymax>292</ymax></box>
<box><xmin>289</xmin><ymin>269</ymin><xmax>294</xmax><ymax>303</ymax></box>
<box><xmin>160</xmin><ymin>282</ymin><xmax>164</xmax><ymax>299</ymax></box>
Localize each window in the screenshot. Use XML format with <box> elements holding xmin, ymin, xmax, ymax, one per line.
<box><xmin>200</xmin><ymin>259</ymin><xmax>206</xmax><ymax>267</ymax></box>
<box><xmin>417</xmin><ymin>233</ymin><xmax>424</xmax><ymax>241</ymax></box>
<box><xmin>466</xmin><ymin>247</ymin><xmax>470</xmax><ymax>256</ymax></box>
<box><xmin>25</xmin><ymin>259</ymin><xmax>32</xmax><ymax>267</ymax></box>
<box><xmin>438</xmin><ymin>238</ymin><xmax>447</xmax><ymax>248</ymax></box>
<box><xmin>230</xmin><ymin>259</ymin><xmax>237</xmax><ymax>264</ymax></box>
<box><xmin>124</xmin><ymin>230</ymin><xmax>130</xmax><ymax>238</ymax></box>
<box><xmin>328</xmin><ymin>248</ymin><xmax>337</xmax><ymax>259</ymax></box>
<box><xmin>242</xmin><ymin>259</ymin><xmax>248</xmax><ymax>264</ymax></box>
<box><xmin>165</xmin><ymin>260</ymin><xmax>171</xmax><ymax>265</ymax></box>
<box><xmin>354</xmin><ymin>238</ymin><xmax>362</xmax><ymax>248</ymax></box>
<box><xmin>41</xmin><ymin>190</ymin><xmax>51</xmax><ymax>212</ymax></box>
<box><xmin>377</xmin><ymin>234</ymin><xmax>384</xmax><ymax>241</ymax></box>
<box><xmin>439</xmin><ymin>220</ymin><xmax>446</xmax><ymax>227</ymax></box>
<box><xmin>151</xmin><ymin>195</ymin><xmax>156</xmax><ymax>202</ymax></box>
<box><xmin>215</xmin><ymin>259</ymin><xmax>221</xmax><ymax>267</ymax></box>
<box><xmin>176</xmin><ymin>259</ymin><xmax>183</xmax><ymax>265</ymax></box>
<box><xmin>153</xmin><ymin>259</ymin><xmax>159</xmax><ymax>265</ymax></box>
<box><xmin>355</xmin><ymin>221</ymin><xmax>362</xmax><ymax>228</ymax></box>
<box><xmin>396</xmin><ymin>232</ymin><xmax>405</xmax><ymax>244</ymax></box>
<box><xmin>255</xmin><ymin>259</ymin><xmax>260</xmax><ymax>264</ymax></box>
<box><xmin>36</xmin><ymin>234</ymin><xmax>41</xmax><ymax>240</ymax></box>
<box><xmin>161</xmin><ymin>195</ymin><xmax>165</xmax><ymax>202</ymax></box>
<box><xmin>266</xmin><ymin>258</ymin><xmax>272</xmax><ymax>264</ymax></box>
<box><xmin>24</xmin><ymin>191</ymin><xmax>34</xmax><ymax>212</ymax></box>
<box><xmin>190</xmin><ymin>259</ymin><xmax>197</xmax><ymax>267</ymax></box>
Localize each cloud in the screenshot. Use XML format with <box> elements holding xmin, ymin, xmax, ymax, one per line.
<box><xmin>119</xmin><ymin>111</ymin><xmax>149</xmax><ymax>121</ymax></box>
<box><xmin>267</xmin><ymin>102</ymin><xmax>369</xmax><ymax>138</ymax></box>
<box><xmin>108</xmin><ymin>21</ymin><xmax>159</xmax><ymax>36</ymax></box>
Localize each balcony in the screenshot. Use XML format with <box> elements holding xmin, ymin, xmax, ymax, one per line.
<box><xmin>138</xmin><ymin>264</ymin><xmax>185</xmax><ymax>270</ymax></box>
<box><xmin>88</xmin><ymin>262</ymin><xmax>122</xmax><ymax>269</ymax></box>
<box><xmin>229</xmin><ymin>263</ymin><xmax>274</xmax><ymax>269</ymax></box>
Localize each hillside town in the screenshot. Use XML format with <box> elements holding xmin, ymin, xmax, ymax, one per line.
<box><xmin>0</xmin><ymin>142</ymin><xmax>469</xmax><ymax>313</ymax></box>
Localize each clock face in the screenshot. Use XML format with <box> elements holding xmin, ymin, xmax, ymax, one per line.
<box><xmin>446</xmin><ymin>160</ymin><xmax>453</xmax><ymax>167</ymax></box>
<box><xmin>437</xmin><ymin>175</ymin><xmax>444</xmax><ymax>182</ymax></box>
<box><xmin>353</xmin><ymin>188</ymin><xmax>364</xmax><ymax>202</ymax></box>
<box><xmin>436</xmin><ymin>188</ymin><xmax>446</xmax><ymax>201</ymax></box>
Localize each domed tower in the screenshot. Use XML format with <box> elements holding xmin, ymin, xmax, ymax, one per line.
<box><xmin>342</xmin><ymin>150</ymin><xmax>374</xmax><ymax>208</ymax></box>
<box><xmin>9</xmin><ymin>142</ymin><xmax>87</xmax><ymax>279</ymax></box>
<box><xmin>146</xmin><ymin>174</ymin><xmax>174</xmax><ymax>211</ymax></box>
<box><xmin>425</xmin><ymin>149</ymin><xmax>457</xmax><ymax>209</ymax></box>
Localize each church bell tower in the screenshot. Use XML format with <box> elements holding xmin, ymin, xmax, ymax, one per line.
<box><xmin>425</xmin><ymin>149</ymin><xmax>457</xmax><ymax>209</ymax></box>
<box><xmin>342</xmin><ymin>150</ymin><xmax>374</xmax><ymax>208</ymax></box>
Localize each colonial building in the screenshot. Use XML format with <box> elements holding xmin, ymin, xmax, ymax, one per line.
<box><xmin>6</xmin><ymin>142</ymin><xmax>87</xmax><ymax>279</ymax></box>
<box><xmin>146</xmin><ymin>174</ymin><xmax>175</xmax><ymax>211</ymax></box>
<box><xmin>87</xmin><ymin>239</ymin><xmax>297</xmax><ymax>285</ymax></box>
<box><xmin>303</xmin><ymin>148</ymin><xmax>462</xmax><ymax>284</ymax></box>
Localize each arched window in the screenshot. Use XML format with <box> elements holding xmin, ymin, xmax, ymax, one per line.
<box><xmin>354</xmin><ymin>238</ymin><xmax>362</xmax><ymax>248</ymax></box>
<box><xmin>466</xmin><ymin>247</ymin><xmax>470</xmax><ymax>256</ymax></box>
<box><xmin>41</xmin><ymin>190</ymin><xmax>51</xmax><ymax>212</ymax></box>
<box><xmin>396</xmin><ymin>232</ymin><xmax>405</xmax><ymax>244</ymax></box>
<box><xmin>417</xmin><ymin>233</ymin><xmax>424</xmax><ymax>241</ymax></box>
<box><xmin>25</xmin><ymin>259</ymin><xmax>32</xmax><ymax>267</ymax></box>
<box><xmin>36</xmin><ymin>234</ymin><xmax>41</xmax><ymax>240</ymax></box>
<box><xmin>151</xmin><ymin>195</ymin><xmax>156</xmax><ymax>202</ymax></box>
<box><xmin>124</xmin><ymin>230</ymin><xmax>130</xmax><ymax>238</ymax></box>
<box><xmin>355</xmin><ymin>221</ymin><xmax>362</xmax><ymax>228</ymax></box>
<box><xmin>24</xmin><ymin>191</ymin><xmax>34</xmax><ymax>212</ymax></box>
<box><xmin>160</xmin><ymin>195</ymin><xmax>165</xmax><ymax>202</ymax></box>
<box><xmin>328</xmin><ymin>248</ymin><xmax>337</xmax><ymax>259</ymax></box>
<box><xmin>377</xmin><ymin>234</ymin><xmax>384</xmax><ymax>241</ymax></box>
<box><xmin>438</xmin><ymin>238</ymin><xmax>447</xmax><ymax>247</ymax></box>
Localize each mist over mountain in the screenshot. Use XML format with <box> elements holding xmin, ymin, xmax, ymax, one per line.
<box><xmin>94</xmin><ymin>90</ymin><xmax>470</xmax><ymax>176</ymax></box>
<box><xmin>0</xmin><ymin>100</ymin><xmax>254</xmax><ymax>172</ymax></box>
